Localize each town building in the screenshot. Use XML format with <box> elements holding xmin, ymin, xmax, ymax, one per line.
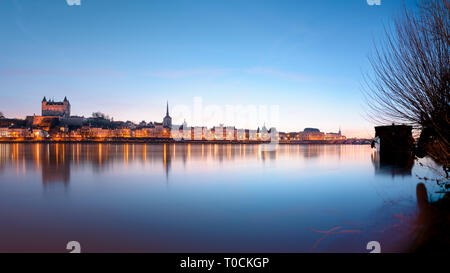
<box><xmin>0</xmin><ymin>98</ymin><xmax>351</xmax><ymax>143</ymax></box>
<box><xmin>163</xmin><ymin>102</ymin><xmax>172</xmax><ymax>128</ymax></box>
<box><xmin>325</xmin><ymin>128</ymin><xmax>346</xmax><ymax>141</ymax></box>
<box><xmin>300</xmin><ymin>128</ymin><xmax>325</xmax><ymax>141</ymax></box>
<box><xmin>42</xmin><ymin>97</ymin><xmax>71</xmax><ymax>118</ymax></box>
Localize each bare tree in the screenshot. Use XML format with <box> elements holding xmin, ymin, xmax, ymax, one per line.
<box><xmin>364</xmin><ymin>0</ymin><xmax>449</xmax><ymax>173</ymax></box>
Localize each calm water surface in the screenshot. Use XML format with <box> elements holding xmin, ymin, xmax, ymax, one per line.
<box><xmin>0</xmin><ymin>143</ymin><xmax>441</xmax><ymax>252</ymax></box>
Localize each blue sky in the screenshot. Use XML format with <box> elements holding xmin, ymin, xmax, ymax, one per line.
<box><xmin>0</xmin><ymin>0</ymin><xmax>414</xmax><ymax>137</ymax></box>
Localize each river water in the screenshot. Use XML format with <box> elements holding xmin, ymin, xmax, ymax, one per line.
<box><xmin>0</xmin><ymin>143</ymin><xmax>442</xmax><ymax>252</ymax></box>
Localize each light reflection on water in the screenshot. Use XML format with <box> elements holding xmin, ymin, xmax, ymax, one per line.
<box><xmin>0</xmin><ymin>143</ymin><xmax>439</xmax><ymax>252</ymax></box>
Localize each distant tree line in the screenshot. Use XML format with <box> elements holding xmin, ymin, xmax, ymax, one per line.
<box><xmin>92</xmin><ymin>112</ymin><xmax>110</xmax><ymax>120</ymax></box>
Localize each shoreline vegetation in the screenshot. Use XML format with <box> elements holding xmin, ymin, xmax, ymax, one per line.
<box><xmin>363</xmin><ymin>0</ymin><xmax>449</xmax><ymax>253</ymax></box>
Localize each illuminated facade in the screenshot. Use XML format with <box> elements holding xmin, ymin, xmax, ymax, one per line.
<box><xmin>325</xmin><ymin>128</ymin><xmax>346</xmax><ymax>141</ymax></box>
<box><xmin>42</xmin><ymin>97</ymin><xmax>71</xmax><ymax>118</ymax></box>
<box><xmin>0</xmin><ymin>99</ymin><xmax>351</xmax><ymax>143</ymax></box>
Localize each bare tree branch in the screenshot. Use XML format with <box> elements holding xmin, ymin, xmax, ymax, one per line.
<box><xmin>363</xmin><ymin>0</ymin><xmax>449</xmax><ymax>170</ymax></box>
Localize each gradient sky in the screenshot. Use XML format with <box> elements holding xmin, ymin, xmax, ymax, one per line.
<box><xmin>0</xmin><ymin>0</ymin><xmax>416</xmax><ymax>137</ymax></box>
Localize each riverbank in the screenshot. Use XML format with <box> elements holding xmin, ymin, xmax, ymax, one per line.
<box><xmin>410</xmin><ymin>193</ymin><xmax>450</xmax><ymax>252</ymax></box>
<box><xmin>0</xmin><ymin>138</ymin><xmax>371</xmax><ymax>145</ymax></box>
<box><xmin>407</xmin><ymin>182</ymin><xmax>450</xmax><ymax>252</ymax></box>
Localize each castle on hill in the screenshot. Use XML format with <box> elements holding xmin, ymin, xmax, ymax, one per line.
<box><xmin>41</xmin><ymin>96</ymin><xmax>71</xmax><ymax>118</ymax></box>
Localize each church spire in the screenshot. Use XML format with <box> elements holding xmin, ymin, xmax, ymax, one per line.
<box><xmin>163</xmin><ymin>101</ymin><xmax>172</xmax><ymax>128</ymax></box>
<box><xmin>166</xmin><ymin>101</ymin><xmax>169</xmax><ymax>117</ymax></box>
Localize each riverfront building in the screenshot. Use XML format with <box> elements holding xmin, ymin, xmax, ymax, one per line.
<box><xmin>0</xmin><ymin>97</ymin><xmax>352</xmax><ymax>143</ymax></box>
<box><xmin>42</xmin><ymin>97</ymin><xmax>71</xmax><ymax>118</ymax></box>
<box><xmin>162</xmin><ymin>102</ymin><xmax>172</xmax><ymax>128</ymax></box>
